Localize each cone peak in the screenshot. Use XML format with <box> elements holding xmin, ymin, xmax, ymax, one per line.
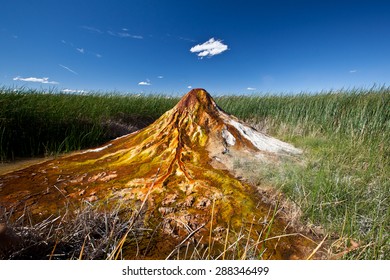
<box><xmin>186</xmin><ymin>88</ymin><xmax>209</xmax><ymax>97</ymax></box>
<box><xmin>175</xmin><ymin>88</ymin><xmax>216</xmax><ymax>112</ymax></box>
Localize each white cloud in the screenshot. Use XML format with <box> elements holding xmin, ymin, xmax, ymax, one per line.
<box><xmin>349</xmin><ymin>69</ymin><xmax>357</xmax><ymax>73</ymax></box>
<box><xmin>62</xmin><ymin>40</ymin><xmax>101</xmax><ymax>59</ymax></box>
<box><xmin>108</xmin><ymin>31</ymin><xmax>143</xmax><ymax>39</ymax></box>
<box><xmin>187</xmin><ymin>86</ymin><xmax>192</xmax><ymax>89</ymax></box>
<box><xmin>62</xmin><ymin>89</ymin><xmax>88</xmax><ymax>94</ymax></box>
<box><xmin>13</xmin><ymin>76</ymin><xmax>59</xmax><ymax>84</ymax></box>
<box><xmin>118</xmin><ymin>32</ymin><xmax>143</xmax><ymax>39</ymax></box>
<box><xmin>190</xmin><ymin>38</ymin><xmax>228</xmax><ymax>58</ymax></box>
<box><xmin>157</xmin><ymin>76</ymin><xmax>164</xmax><ymax>79</ymax></box>
<box><xmin>59</xmin><ymin>64</ymin><xmax>78</xmax><ymax>75</ymax></box>
<box><xmin>81</xmin><ymin>26</ymin><xmax>103</xmax><ymax>34</ymax></box>
<box><xmin>138</xmin><ymin>80</ymin><xmax>151</xmax><ymax>86</ymax></box>
<box><xmin>247</xmin><ymin>87</ymin><xmax>256</xmax><ymax>91</ymax></box>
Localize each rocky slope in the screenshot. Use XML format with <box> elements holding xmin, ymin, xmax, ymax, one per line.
<box><xmin>0</xmin><ymin>89</ymin><xmax>320</xmax><ymax>259</ymax></box>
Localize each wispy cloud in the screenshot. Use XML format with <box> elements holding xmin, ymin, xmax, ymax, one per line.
<box><xmin>61</xmin><ymin>40</ymin><xmax>75</xmax><ymax>48</ymax></box>
<box><xmin>82</xmin><ymin>26</ymin><xmax>142</xmax><ymax>39</ymax></box>
<box><xmin>0</xmin><ymin>28</ymin><xmax>19</xmax><ymax>40</ymax></box>
<box><xmin>166</xmin><ymin>33</ymin><xmax>196</xmax><ymax>43</ymax></box>
<box><xmin>157</xmin><ymin>76</ymin><xmax>164</xmax><ymax>79</ymax></box>
<box><xmin>62</xmin><ymin>40</ymin><xmax>101</xmax><ymax>58</ymax></box>
<box><xmin>119</xmin><ymin>32</ymin><xmax>143</xmax><ymax>39</ymax></box>
<box><xmin>13</xmin><ymin>76</ymin><xmax>59</xmax><ymax>84</ymax></box>
<box><xmin>349</xmin><ymin>69</ymin><xmax>357</xmax><ymax>73</ymax></box>
<box><xmin>107</xmin><ymin>31</ymin><xmax>116</xmax><ymax>36</ymax></box>
<box><xmin>179</xmin><ymin>36</ymin><xmax>196</xmax><ymax>42</ymax></box>
<box><xmin>59</xmin><ymin>64</ymin><xmax>78</xmax><ymax>75</ymax></box>
<box><xmin>108</xmin><ymin>30</ymin><xmax>143</xmax><ymax>39</ymax></box>
<box><xmin>81</xmin><ymin>25</ymin><xmax>103</xmax><ymax>34</ymax></box>
<box><xmin>247</xmin><ymin>87</ymin><xmax>256</xmax><ymax>91</ymax></box>
<box><xmin>138</xmin><ymin>79</ymin><xmax>151</xmax><ymax>86</ymax></box>
<box><xmin>190</xmin><ymin>38</ymin><xmax>228</xmax><ymax>58</ymax></box>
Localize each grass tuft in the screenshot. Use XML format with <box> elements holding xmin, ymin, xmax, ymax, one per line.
<box><xmin>0</xmin><ymin>203</ymin><xmax>143</xmax><ymax>260</ymax></box>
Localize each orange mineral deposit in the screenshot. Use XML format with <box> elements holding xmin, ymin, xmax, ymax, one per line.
<box><xmin>0</xmin><ymin>89</ymin><xmax>322</xmax><ymax>259</ymax></box>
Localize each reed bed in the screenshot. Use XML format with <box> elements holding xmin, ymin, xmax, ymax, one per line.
<box><xmin>0</xmin><ymin>87</ymin><xmax>178</xmax><ymax>159</ymax></box>
<box><xmin>218</xmin><ymin>86</ymin><xmax>389</xmax><ymax>259</ymax></box>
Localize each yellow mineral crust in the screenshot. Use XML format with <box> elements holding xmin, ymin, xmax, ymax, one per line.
<box><xmin>0</xmin><ymin>89</ymin><xmax>319</xmax><ymax>259</ymax></box>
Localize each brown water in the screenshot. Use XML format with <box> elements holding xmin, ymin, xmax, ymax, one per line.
<box><xmin>0</xmin><ymin>157</ymin><xmax>53</xmax><ymax>175</ymax></box>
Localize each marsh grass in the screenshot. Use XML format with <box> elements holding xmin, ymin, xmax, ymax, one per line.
<box><xmin>269</xmin><ymin>131</ymin><xmax>389</xmax><ymax>259</ymax></box>
<box><xmin>225</xmin><ymin>87</ymin><xmax>389</xmax><ymax>259</ymax></box>
<box><xmin>0</xmin><ymin>87</ymin><xmax>178</xmax><ymax>160</ymax></box>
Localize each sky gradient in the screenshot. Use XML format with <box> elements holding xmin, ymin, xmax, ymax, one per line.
<box><xmin>1</xmin><ymin>0</ymin><xmax>390</xmax><ymax>95</ymax></box>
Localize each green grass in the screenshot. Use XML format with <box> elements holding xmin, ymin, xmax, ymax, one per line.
<box><xmin>0</xmin><ymin>87</ymin><xmax>178</xmax><ymax>159</ymax></box>
<box><xmin>0</xmin><ymin>86</ymin><xmax>389</xmax><ymax>259</ymax></box>
<box><xmin>219</xmin><ymin>87</ymin><xmax>389</xmax><ymax>259</ymax></box>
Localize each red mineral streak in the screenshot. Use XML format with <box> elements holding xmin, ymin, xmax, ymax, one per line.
<box><xmin>0</xmin><ymin>89</ymin><xmax>322</xmax><ymax>259</ymax></box>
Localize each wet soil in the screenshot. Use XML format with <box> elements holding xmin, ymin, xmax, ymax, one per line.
<box><xmin>0</xmin><ymin>157</ymin><xmax>54</xmax><ymax>176</ymax></box>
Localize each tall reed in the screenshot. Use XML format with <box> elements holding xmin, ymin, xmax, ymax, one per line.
<box><xmin>0</xmin><ymin>87</ymin><xmax>178</xmax><ymax>160</ymax></box>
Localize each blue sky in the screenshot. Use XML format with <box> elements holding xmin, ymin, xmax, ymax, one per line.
<box><xmin>1</xmin><ymin>0</ymin><xmax>390</xmax><ymax>95</ymax></box>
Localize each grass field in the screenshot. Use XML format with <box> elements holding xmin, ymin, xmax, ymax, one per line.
<box><xmin>0</xmin><ymin>86</ymin><xmax>389</xmax><ymax>259</ymax></box>
<box><xmin>0</xmin><ymin>88</ymin><xmax>178</xmax><ymax>159</ymax></box>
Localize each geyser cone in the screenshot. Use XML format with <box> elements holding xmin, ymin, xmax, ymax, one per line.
<box><xmin>0</xmin><ymin>89</ymin><xmax>319</xmax><ymax>259</ymax></box>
